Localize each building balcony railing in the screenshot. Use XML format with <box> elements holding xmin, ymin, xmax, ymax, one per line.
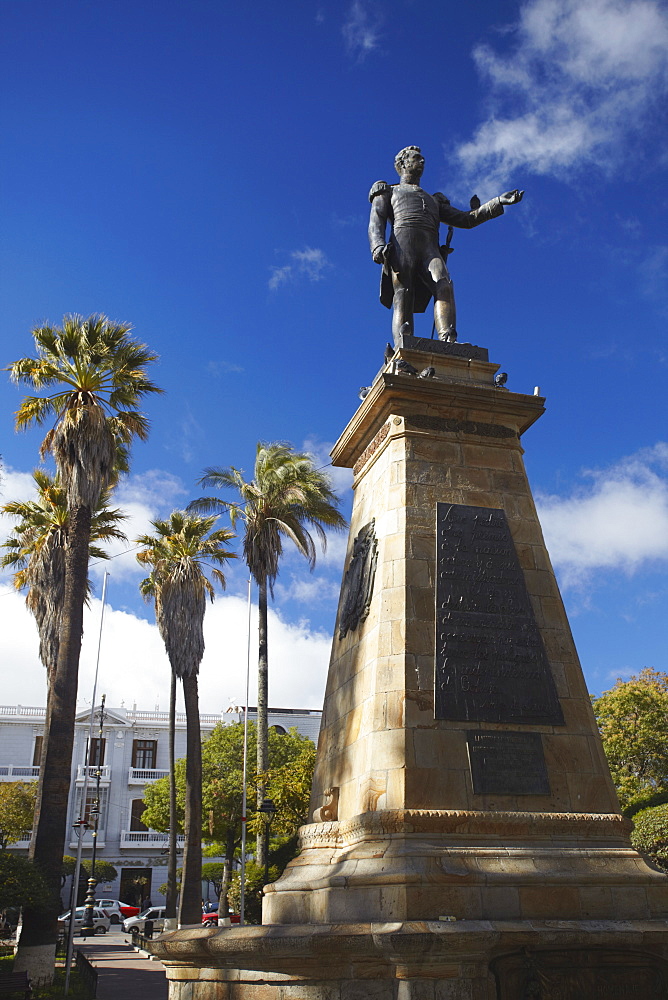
<box><xmin>0</xmin><ymin>765</ymin><xmax>39</xmax><ymax>781</ymax></box>
<box><xmin>127</xmin><ymin>708</ymin><xmax>223</xmax><ymax>725</ymax></box>
<box><xmin>0</xmin><ymin>706</ymin><xmax>46</xmax><ymax>719</ymax></box>
<box><xmin>128</xmin><ymin>767</ymin><xmax>169</xmax><ymax>784</ymax></box>
<box><xmin>76</xmin><ymin>765</ymin><xmax>111</xmax><ymax>782</ymax></box>
<box><xmin>120</xmin><ymin>830</ymin><xmax>185</xmax><ymax>849</ymax></box>
<box><xmin>67</xmin><ymin>834</ymin><xmax>106</xmax><ymax>850</ymax></box>
<box><xmin>9</xmin><ymin>832</ymin><xmax>32</xmax><ymax>849</ymax></box>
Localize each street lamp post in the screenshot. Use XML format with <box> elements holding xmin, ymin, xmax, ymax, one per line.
<box><xmin>64</xmin><ymin>817</ymin><xmax>89</xmax><ymax>995</ymax></box>
<box><xmin>80</xmin><ymin>695</ymin><xmax>106</xmax><ymax>937</ymax></box>
<box><xmin>257</xmin><ymin>798</ymin><xmax>276</xmax><ymax>886</ymax></box>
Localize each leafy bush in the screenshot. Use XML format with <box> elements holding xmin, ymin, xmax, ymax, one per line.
<box><xmin>624</xmin><ymin>789</ymin><xmax>668</xmax><ymax>819</ymax></box>
<box><xmin>592</xmin><ymin>669</ymin><xmax>668</xmax><ymax>809</ymax></box>
<box><xmin>630</xmin><ymin>803</ymin><xmax>668</xmax><ymax>872</ymax></box>
<box><xmin>0</xmin><ymin>854</ymin><xmax>49</xmax><ymax>911</ymax></box>
<box><xmin>228</xmin><ymin>861</ymin><xmax>279</xmax><ymax>925</ymax></box>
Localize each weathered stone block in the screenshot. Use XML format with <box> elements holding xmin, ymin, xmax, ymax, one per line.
<box><xmin>519</xmin><ymin>886</ymin><xmax>580</xmax><ymax>919</ymax></box>
<box><xmin>341</xmin><ymin>981</ymin><xmax>391</xmax><ymax>1000</ymax></box>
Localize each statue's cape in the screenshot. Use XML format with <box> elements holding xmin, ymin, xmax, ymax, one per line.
<box><xmin>379</xmin><ymin>267</ymin><xmax>434</xmax><ymax>313</ymax></box>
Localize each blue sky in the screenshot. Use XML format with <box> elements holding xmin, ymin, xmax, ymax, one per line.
<box><xmin>1</xmin><ymin>0</ymin><xmax>668</xmax><ymax>714</ymax></box>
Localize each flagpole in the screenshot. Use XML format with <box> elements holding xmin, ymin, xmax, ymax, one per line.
<box><xmin>239</xmin><ymin>578</ymin><xmax>252</xmax><ymax>925</ymax></box>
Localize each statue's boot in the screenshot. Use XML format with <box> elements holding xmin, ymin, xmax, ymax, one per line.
<box><xmin>437</xmin><ymin>327</ymin><xmax>457</xmax><ymax>343</ymax></box>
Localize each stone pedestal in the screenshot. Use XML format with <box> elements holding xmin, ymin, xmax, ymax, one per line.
<box><xmin>152</xmin><ymin>338</ymin><xmax>668</xmax><ymax>999</ymax></box>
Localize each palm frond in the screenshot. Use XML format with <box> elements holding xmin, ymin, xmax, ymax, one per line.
<box><xmin>10</xmin><ymin>314</ymin><xmax>162</xmax><ymax>508</ymax></box>
<box><xmin>135</xmin><ymin>511</ymin><xmax>235</xmax><ymax>679</ymax></box>
<box><xmin>192</xmin><ymin>441</ymin><xmax>347</xmax><ymax>594</ymax></box>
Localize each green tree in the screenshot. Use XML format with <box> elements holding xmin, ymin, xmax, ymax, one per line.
<box><xmin>136</xmin><ymin>512</ymin><xmax>235</xmax><ymax>926</ymax></box>
<box><xmin>201</xmin><ymin>863</ymin><xmax>226</xmax><ymax>902</ymax></box>
<box><xmin>189</xmin><ymin>443</ymin><xmax>346</xmax><ymax>862</ymax></box>
<box><xmin>87</xmin><ymin>860</ymin><xmax>118</xmax><ymax>886</ymax></box>
<box><xmin>0</xmin><ymin>782</ymin><xmax>37</xmax><ymax>850</ymax></box>
<box><xmin>228</xmin><ymin>860</ymin><xmax>279</xmax><ymax>925</ymax></box>
<box><xmin>1</xmin><ymin>470</ymin><xmax>126</xmax><ymax>686</ymax></box>
<box><xmin>142</xmin><ymin>722</ymin><xmax>315</xmax><ymax>918</ymax></box>
<box><xmin>593</xmin><ymin>668</ymin><xmax>668</xmax><ymax>810</ymax></box>
<box><xmin>8</xmin><ymin>314</ymin><xmax>161</xmax><ymax>981</ymax></box>
<box><xmin>0</xmin><ymin>854</ymin><xmax>49</xmax><ymax>913</ymax></box>
<box><xmin>59</xmin><ymin>858</ymin><xmax>118</xmax><ymax>906</ymax></box>
<box><xmin>630</xmin><ymin>804</ymin><xmax>668</xmax><ymax>872</ymax></box>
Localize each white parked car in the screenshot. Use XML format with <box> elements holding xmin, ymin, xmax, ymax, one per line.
<box><xmin>122</xmin><ymin>906</ymin><xmax>167</xmax><ymax>934</ymax></box>
<box><xmin>58</xmin><ymin>906</ymin><xmax>111</xmax><ymax>936</ymax></box>
<box><xmin>94</xmin><ymin>899</ymin><xmax>141</xmax><ymax>924</ymax></box>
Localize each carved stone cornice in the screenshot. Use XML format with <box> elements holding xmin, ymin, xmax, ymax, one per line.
<box><xmin>405</xmin><ymin>413</ymin><xmax>518</xmax><ymax>439</ymax></box>
<box><xmin>298</xmin><ymin>809</ymin><xmax>632</xmax><ymax>849</ymax></box>
<box><xmin>352</xmin><ymin>421</ymin><xmax>390</xmax><ymax>475</ymax></box>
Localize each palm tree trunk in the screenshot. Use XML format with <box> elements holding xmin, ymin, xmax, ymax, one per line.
<box><xmin>165</xmin><ymin>671</ymin><xmax>178</xmax><ymax>921</ymax></box>
<box><xmin>256</xmin><ymin>576</ymin><xmax>269</xmax><ymax>866</ymax></box>
<box><xmin>179</xmin><ymin>672</ymin><xmax>202</xmax><ymax>926</ymax></box>
<box><xmin>14</xmin><ymin>504</ymin><xmax>91</xmax><ymax>985</ymax></box>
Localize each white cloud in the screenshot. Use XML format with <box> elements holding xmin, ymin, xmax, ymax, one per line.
<box><xmin>293</xmin><ymin>247</ymin><xmax>328</xmax><ymax>280</ymax></box>
<box><xmin>91</xmin><ymin>470</ymin><xmax>188</xmax><ymax>582</ymax></box>
<box><xmin>268</xmin><ymin>265</ymin><xmax>293</xmax><ymax>291</ymax></box>
<box><xmin>455</xmin><ymin>0</ymin><xmax>668</xmax><ymax>192</ymax></box>
<box><xmin>268</xmin><ymin>247</ymin><xmax>330</xmax><ymax>291</ymax></box>
<box><xmin>0</xmin><ymin>466</ymin><xmax>38</xmax><ymax>504</ymax></box>
<box><xmin>274</xmin><ymin>573</ymin><xmax>341</xmax><ymax>606</ymax></box>
<box><xmin>0</xmin><ymin>588</ymin><xmax>333</xmax><ymax>713</ymax></box>
<box><xmin>316</xmin><ymin>529</ymin><xmax>349</xmax><ymax>568</ymax></box>
<box><xmin>0</xmin><ymin>466</ymin><xmax>189</xmax><ymax>585</ymax></box>
<box><xmin>206</xmin><ymin>360</ymin><xmax>244</xmax><ymax>376</ymax></box>
<box><xmin>342</xmin><ymin>1</ymin><xmax>382</xmax><ymax>60</ymax></box>
<box><xmin>536</xmin><ymin>442</ymin><xmax>668</xmax><ymax>587</ymax></box>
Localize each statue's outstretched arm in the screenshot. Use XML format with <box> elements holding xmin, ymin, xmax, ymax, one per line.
<box><xmin>499</xmin><ymin>189</ymin><xmax>524</xmax><ymax>205</ymax></box>
<box><xmin>435</xmin><ymin>189</ymin><xmax>524</xmax><ymax>230</ymax></box>
<box><xmin>436</xmin><ymin>192</ymin><xmax>504</xmax><ymax>230</ymax></box>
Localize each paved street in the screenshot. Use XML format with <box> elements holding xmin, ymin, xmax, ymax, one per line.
<box><xmin>76</xmin><ymin>929</ymin><xmax>168</xmax><ymax>1000</ymax></box>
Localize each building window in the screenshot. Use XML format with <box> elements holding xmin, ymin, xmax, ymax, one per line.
<box><xmin>76</xmin><ymin>788</ymin><xmax>108</xmax><ymax>829</ymax></box>
<box><xmin>131</xmin><ymin>740</ymin><xmax>157</xmax><ymax>769</ymax></box>
<box><xmin>87</xmin><ymin>737</ymin><xmax>106</xmax><ymax>766</ymax></box>
<box><xmin>32</xmin><ymin>735</ymin><xmax>43</xmax><ymax>766</ymax></box>
<box><xmin>130</xmin><ymin>798</ymin><xmax>148</xmax><ymax>832</ymax></box>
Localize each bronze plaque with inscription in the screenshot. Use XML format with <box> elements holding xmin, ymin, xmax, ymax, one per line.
<box><xmin>467</xmin><ymin>731</ymin><xmax>550</xmax><ymax>795</ymax></box>
<box><xmin>435</xmin><ymin>503</ymin><xmax>564</xmax><ymax>725</ymax></box>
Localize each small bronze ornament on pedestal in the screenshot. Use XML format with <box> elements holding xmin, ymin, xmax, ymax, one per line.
<box><xmin>337</xmin><ymin>519</ymin><xmax>378</xmax><ymax>639</ymax></box>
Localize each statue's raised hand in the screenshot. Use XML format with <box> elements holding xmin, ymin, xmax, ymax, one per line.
<box><xmin>499</xmin><ymin>190</ymin><xmax>524</xmax><ymax>205</ymax></box>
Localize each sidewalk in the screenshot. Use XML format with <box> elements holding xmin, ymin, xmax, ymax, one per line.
<box><xmin>76</xmin><ymin>931</ymin><xmax>168</xmax><ymax>1000</ymax></box>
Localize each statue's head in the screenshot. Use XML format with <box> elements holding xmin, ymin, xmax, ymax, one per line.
<box><xmin>394</xmin><ymin>146</ymin><xmax>424</xmax><ymax>178</ymax></box>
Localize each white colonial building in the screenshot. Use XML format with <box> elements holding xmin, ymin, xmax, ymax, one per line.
<box><xmin>0</xmin><ymin>703</ymin><xmax>321</xmax><ymax>905</ymax></box>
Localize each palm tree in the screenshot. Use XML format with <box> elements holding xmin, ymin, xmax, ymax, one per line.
<box><xmin>189</xmin><ymin>443</ymin><xmax>346</xmax><ymax>865</ymax></box>
<box><xmin>139</xmin><ymin>571</ymin><xmax>180</xmax><ymax>925</ymax></box>
<box><xmin>136</xmin><ymin>512</ymin><xmax>235</xmax><ymax>926</ymax></box>
<box><xmin>1</xmin><ymin>470</ymin><xmax>126</xmax><ymax>686</ymax></box>
<box><xmin>8</xmin><ymin>314</ymin><xmax>160</xmax><ymax>981</ymax></box>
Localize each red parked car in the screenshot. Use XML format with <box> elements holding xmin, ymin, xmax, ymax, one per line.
<box><xmin>201</xmin><ymin>912</ymin><xmax>240</xmax><ymax>926</ymax></box>
<box><xmin>95</xmin><ymin>899</ymin><xmax>141</xmax><ymax>924</ymax></box>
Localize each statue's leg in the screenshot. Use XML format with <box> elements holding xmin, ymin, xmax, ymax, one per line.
<box><xmin>434</xmin><ymin>276</ymin><xmax>457</xmax><ymax>342</ymax></box>
<box><xmin>391</xmin><ymin>276</ymin><xmax>414</xmax><ymax>347</ymax></box>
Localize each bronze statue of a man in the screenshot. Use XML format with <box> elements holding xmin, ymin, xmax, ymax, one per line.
<box><xmin>368</xmin><ymin>146</ymin><xmax>523</xmax><ymax>345</ymax></box>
